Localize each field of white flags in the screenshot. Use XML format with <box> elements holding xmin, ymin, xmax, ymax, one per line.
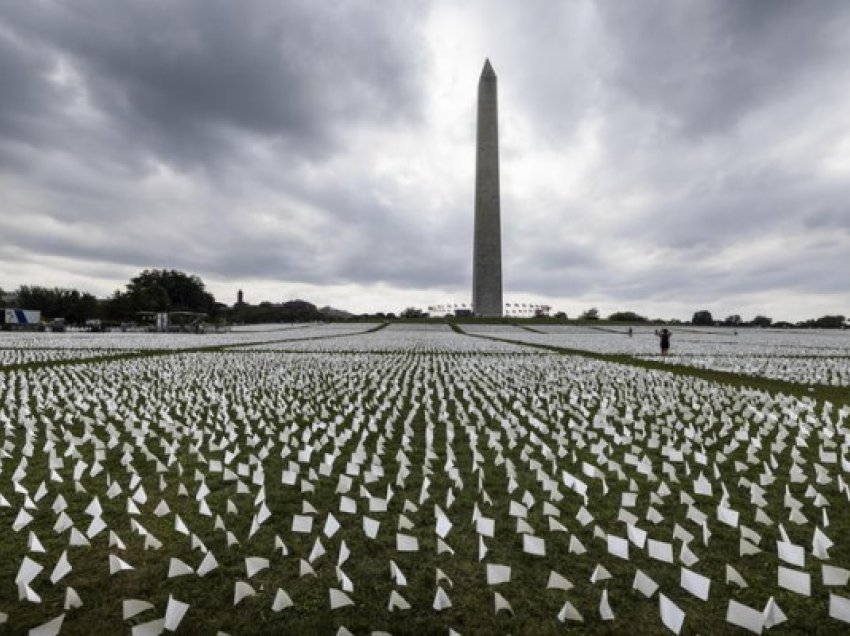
<box><xmin>0</xmin><ymin>323</ymin><xmax>379</xmax><ymax>355</ymax></box>
<box><xmin>1</xmin><ymin>324</ymin><xmax>850</xmax><ymax>634</ymax></box>
<box><xmin>459</xmin><ymin>325</ymin><xmax>850</xmax><ymax>387</ymax></box>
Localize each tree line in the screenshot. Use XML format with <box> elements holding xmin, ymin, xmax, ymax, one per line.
<box><xmin>1</xmin><ymin>269</ymin><xmax>333</xmax><ymax>326</ymax></box>
<box><xmin>572</xmin><ymin>307</ymin><xmax>845</xmax><ymax>328</ymax></box>
<box><xmin>1</xmin><ymin>270</ymin><xmax>216</xmax><ymax>324</ymax></box>
<box><xmin>690</xmin><ymin>309</ymin><xmax>846</xmax><ymax>329</ymax></box>
<box><xmin>2</xmin><ymin>273</ymin><xmax>846</xmax><ymax>328</ymax></box>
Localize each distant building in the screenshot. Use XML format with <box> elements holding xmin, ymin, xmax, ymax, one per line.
<box><xmin>235</xmin><ymin>289</ymin><xmax>244</xmax><ymax>307</ymax></box>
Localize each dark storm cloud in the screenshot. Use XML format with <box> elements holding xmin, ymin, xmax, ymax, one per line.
<box><xmin>203</xmin><ymin>181</ymin><xmax>472</xmax><ymax>289</ymax></box>
<box><xmin>619</xmin><ymin>165</ymin><xmax>850</xmax><ymax>250</ymax></box>
<box><xmin>595</xmin><ymin>0</ymin><xmax>850</xmax><ymax>138</ymax></box>
<box><xmin>503</xmin><ymin>228</ymin><xmax>602</xmax><ymax>297</ymax></box>
<box><xmin>0</xmin><ymin>0</ymin><xmax>425</xmax><ymax>166</ymax></box>
<box><xmin>485</xmin><ymin>0</ymin><xmax>850</xmax><ymax>312</ymax></box>
<box><xmin>1</xmin><ymin>0</ymin><xmax>849</xmax><ymax>317</ymax></box>
<box><xmin>0</xmin><ymin>25</ymin><xmax>54</xmax><ymax>142</ymax></box>
<box><xmin>0</xmin><ymin>0</ymin><xmax>439</xmax><ymax>294</ymax></box>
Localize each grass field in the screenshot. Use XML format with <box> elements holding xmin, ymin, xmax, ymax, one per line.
<box><xmin>1</xmin><ymin>323</ymin><xmax>849</xmax><ymax>635</ymax></box>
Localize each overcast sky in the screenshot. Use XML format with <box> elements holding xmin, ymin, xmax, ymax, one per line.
<box><xmin>2</xmin><ymin>1</ymin><xmax>849</xmax><ymax>320</ymax></box>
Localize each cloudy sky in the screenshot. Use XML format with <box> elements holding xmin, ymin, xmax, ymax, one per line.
<box><xmin>1</xmin><ymin>0</ymin><xmax>849</xmax><ymax>321</ymax></box>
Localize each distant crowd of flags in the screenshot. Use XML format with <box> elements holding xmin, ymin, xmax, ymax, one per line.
<box><xmin>427</xmin><ymin>303</ymin><xmax>552</xmax><ymax>316</ymax></box>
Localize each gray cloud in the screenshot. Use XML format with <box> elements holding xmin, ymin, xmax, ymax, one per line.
<box><xmin>1</xmin><ymin>0</ymin><xmax>426</xmax><ymax>166</ymax></box>
<box><xmin>1</xmin><ymin>0</ymin><xmax>849</xmax><ymax>318</ymax></box>
<box><xmin>0</xmin><ymin>26</ymin><xmax>54</xmax><ymax>143</ymax></box>
<box><xmin>596</xmin><ymin>0</ymin><xmax>850</xmax><ymax>139</ymax></box>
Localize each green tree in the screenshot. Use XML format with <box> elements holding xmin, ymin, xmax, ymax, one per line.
<box><xmin>280</xmin><ymin>299</ymin><xmax>320</xmax><ymax>322</ymax></box>
<box><xmin>751</xmin><ymin>315</ymin><xmax>773</xmax><ymax>328</ymax></box>
<box><xmin>65</xmin><ymin>292</ymin><xmax>98</xmax><ymax>324</ymax></box>
<box><xmin>400</xmin><ymin>307</ymin><xmax>427</xmax><ymax>319</ymax></box>
<box><xmin>125</xmin><ymin>269</ymin><xmax>215</xmax><ymax>313</ymax></box>
<box><xmin>104</xmin><ymin>290</ymin><xmax>134</xmax><ymax>322</ymax></box>
<box><xmin>691</xmin><ymin>310</ymin><xmax>714</xmax><ymax>326</ymax></box>
<box><xmin>102</xmin><ymin>269</ymin><xmax>217</xmax><ymax>322</ymax></box>
<box><xmin>580</xmin><ymin>307</ymin><xmax>599</xmax><ymax>320</ymax></box>
<box><xmin>229</xmin><ymin>303</ymin><xmax>281</xmax><ymax>325</ymax></box>
<box><xmin>607</xmin><ymin>311</ymin><xmax>647</xmax><ymax>322</ymax></box>
<box><xmin>15</xmin><ymin>286</ymin><xmax>99</xmax><ymax>324</ymax></box>
<box><xmin>723</xmin><ymin>314</ymin><xmax>742</xmax><ymax>326</ymax></box>
<box><xmin>812</xmin><ymin>315</ymin><xmax>846</xmax><ymax>329</ymax></box>
<box><xmin>0</xmin><ymin>286</ymin><xmax>17</xmax><ymax>308</ymax></box>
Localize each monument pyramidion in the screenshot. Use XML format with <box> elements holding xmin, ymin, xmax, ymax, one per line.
<box><xmin>472</xmin><ymin>59</ymin><xmax>503</xmax><ymax>317</ymax></box>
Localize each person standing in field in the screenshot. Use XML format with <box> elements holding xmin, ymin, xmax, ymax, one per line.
<box><xmin>655</xmin><ymin>328</ymin><xmax>671</xmax><ymax>356</ymax></box>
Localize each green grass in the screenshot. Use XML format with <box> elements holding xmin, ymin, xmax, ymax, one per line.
<box><xmin>0</xmin><ymin>326</ymin><xmax>849</xmax><ymax>634</ymax></box>
<box><xmin>0</xmin><ymin>322</ymin><xmax>388</xmax><ymax>373</ymax></box>
<box><xmin>454</xmin><ymin>326</ymin><xmax>850</xmax><ymax>408</ymax></box>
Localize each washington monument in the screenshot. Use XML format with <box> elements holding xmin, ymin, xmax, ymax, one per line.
<box><xmin>472</xmin><ymin>59</ymin><xmax>503</xmax><ymax>317</ymax></box>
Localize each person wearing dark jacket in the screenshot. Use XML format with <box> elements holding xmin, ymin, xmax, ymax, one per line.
<box><xmin>655</xmin><ymin>328</ymin><xmax>671</xmax><ymax>356</ymax></box>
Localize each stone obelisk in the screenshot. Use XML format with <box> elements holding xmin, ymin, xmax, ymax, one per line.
<box><xmin>472</xmin><ymin>59</ymin><xmax>503</xmax><ymax>317</ymax></box>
